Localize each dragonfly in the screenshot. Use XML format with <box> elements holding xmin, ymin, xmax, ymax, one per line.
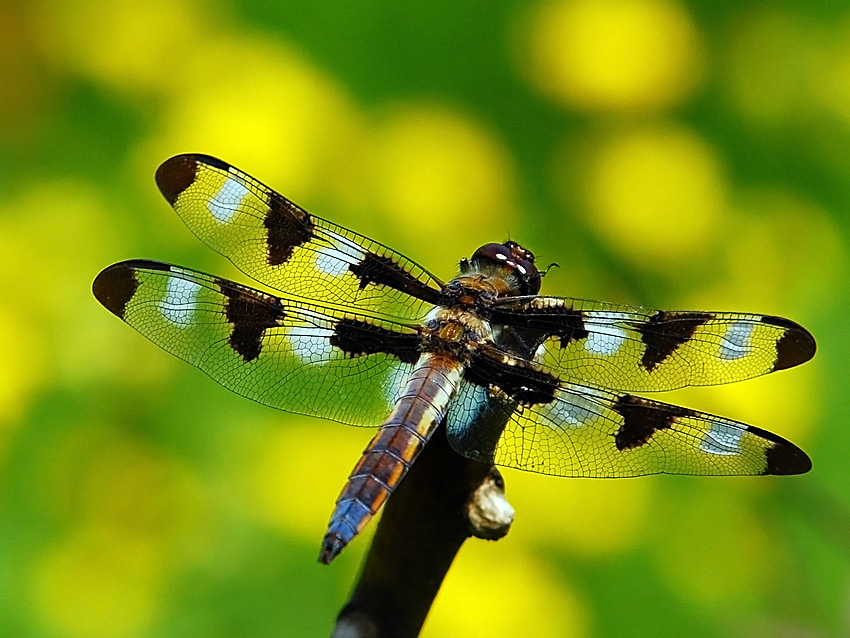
<box><xmin>93</xmin><ymin>154</ymin><xmax>815</xmax><ymax>564</ymax></box>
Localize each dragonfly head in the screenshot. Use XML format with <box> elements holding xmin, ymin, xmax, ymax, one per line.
<box><xmin>465</xmin><ymin>241</ymin><xmax>541</xmax><ymax>296</ymax></box>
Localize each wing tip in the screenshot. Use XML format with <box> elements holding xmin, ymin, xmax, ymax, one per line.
<box><xmin>93</xmin><ymin>260</ymin><xmax>177</xmax><ymax>318</ymax></box>
<box><xmin>763</xmin><ymin>441</ymin><xmax>812</xmax><ymax>475</ymax></box>
<box><xmin>92</xmin><ymin>262</ymin><xmax>141</xmax><ymax>318</ymax></box>
<box><xmin>762</xmin><ymin>315</ymin><xmax>817</xmax><ymax>371</ymax></box>
<box><xmin>155</xmin><ymin>155</ymin><xmax>200</xmax><ymax>205</ymax></box>
<box><xmin>751</xmin><ymin>424</ymin><xmax>813</xmax><ymax>475</ymax></box>
<box><xmin>155</xmin><ymin>153</ymin><xmax>231</xmax><ymax>203</ymax></box>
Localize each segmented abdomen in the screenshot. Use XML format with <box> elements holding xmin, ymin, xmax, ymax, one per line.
<box><xmin>320</xmin><ymin>353</ymin><xmax>464</xmax><ymax>563</ymax></box>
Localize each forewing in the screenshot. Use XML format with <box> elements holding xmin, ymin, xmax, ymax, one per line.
<box><xmin>92</xmin><ymin>260</ymin><xmax>421</xmax><ymax>426</ymax></box>
<box><xmin>154</xmin><ymin>154</ymin><xmax>444</xmax><ymax>320</ymax></box>
<box><xmin>447</xmin><ymin>382</ymin><xmax>811</xmax><ymax>477</ymax></box>
<box><xmin>491</xmin><ymin>297</ymin><xmax>815</xmax><ymax>392</ymax></box>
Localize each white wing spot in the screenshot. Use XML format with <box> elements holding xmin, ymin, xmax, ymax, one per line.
<box><xmin>159</xmin><ymin>275</ymin><xmax>201</xmax><ymax>327</ymax></box>
<box><xmin>720</xmin><ymin>321</ymin><xmax>754</xmax><ymax>360</ymax></box>
<box><xmin>700</xmin><ymin>420</ymin><xmax>745</xmax><ymax>456</ymax></box>
<box><xmin>207</xmin><ymin>177</ymin><xmax>249</xmax><ymax>223</ymax></box>
<box><xmin>585</xmin><ymin>311</ymin><xmax>629</xmax><ymax>355</ymax></box>
<box><xmin>314</xmin><ymin>244</ymin><xmax>365</xmax><ymax>276</ymax></box>
<box><xmin>544</xmin><ymin>386</ymin><xmax>605</xmax><ymax>428</ymax></box>
<box><xmin>287</xmin><ymin>327</ymin><xmax>335</xmax><ymax>363</ymax></box>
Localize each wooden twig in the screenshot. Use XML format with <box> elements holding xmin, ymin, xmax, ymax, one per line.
<box><xmin>330</xmin><ymin>424</ymin><xmax>513</xmax><ymax>638</ymax></box>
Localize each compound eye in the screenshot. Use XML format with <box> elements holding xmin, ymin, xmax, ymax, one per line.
<box><xmin>469</xmin><ymin>241</ymin><xmax>541</xmax><ymax>295</ymax></box>
<box><xmin>471</xmin><ymin>243</ymin><xmax>514</xmax><ymax>265</ymax></box>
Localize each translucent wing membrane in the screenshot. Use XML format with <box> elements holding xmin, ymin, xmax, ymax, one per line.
<box><xmin>155</xmin><ymin>154</ymin><xmax>444</xmax><ymax>321</ymax></box>
<box><xmin>491</xmin><ymin>297</ymin><xmax>815</xmax><ymax>393</ymax></box>
<box><xmin>92</xmin><ymin>260</ymin><xmax>420</xmax><ymax>427</ymax></box>
<box><xmin>446</xmin><ymin>381</ymin><xmax>811</xmax><ymax>478</ymax></box>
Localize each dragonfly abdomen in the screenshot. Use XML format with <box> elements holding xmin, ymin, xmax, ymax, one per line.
<box><xmin>320</xmin><ymin>353</ymin><xmax>464</xmax><ymax>563</ymax></box>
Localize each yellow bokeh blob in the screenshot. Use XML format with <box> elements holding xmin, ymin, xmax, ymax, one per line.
<box><xmin>81</xmin><ymin>435</ymin><xmax>208</xmax><ymax>540</ymax></box>
<box><xmin>240</xmin><ymin>418</ymin><xmax>370</xmax><ymax>542</ymax></box>
<box><xmin>507</xmin><ymin>470</ymin><xmax>651</xmax><ymax>556</ymax></box>
<box><xmin>428</xmin><ymin>544</ymin><xmax>589</xmax><ymax>638</ymax></box>
<box><xmin>145</xmin><ymin>35</ymin><xmax>367</xmax><ymax>208</ymax></box>
<box><xmin>0</xmin><ymin>308</ymin><xmax>45</xmax><ymax>430</ymax></box>
<box><xmin>370</xmin><ymin>104</ymin><xmax>516</xmax><ymax>261</ymax></box>
<box><xmin>34</xmin><ymin>0</ymin><xmax>208</xmax><ymax>95</ymax></box>
<box><xmin>580</xmin><ymin>125</ymin><xmax>727</xmax><ymax>265</ymax></box>
<box><xmin>523</xmin><ymin>0</ymin><xmax>704</xmax><ymax>112</ymax></box>
<box><xmin>0</xmin><ymin>179</ymin><xmax>118</xmax><ymax>439</ymax></box>
<box><xmin>31</xmin><ymin>527</ymin><xmax>164</xmax><ymax>638</ymax></box>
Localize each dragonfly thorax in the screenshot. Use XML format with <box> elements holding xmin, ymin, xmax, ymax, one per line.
<box><xmin>421</xmin><ymin>306</ymin><xmax>494</xmax><ymax>362</ymax></box>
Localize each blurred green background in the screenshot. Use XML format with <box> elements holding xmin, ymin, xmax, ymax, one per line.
<box><xmin>1</xmin><ymin>0</ymin><xmax>848</xmax><ymax>636</ymax></box>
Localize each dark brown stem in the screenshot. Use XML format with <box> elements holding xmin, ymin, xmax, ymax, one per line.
<box><xmin>330</xmin><ymin>425</ymin><xmax>513</xmax><ymax>638</ymax></box>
